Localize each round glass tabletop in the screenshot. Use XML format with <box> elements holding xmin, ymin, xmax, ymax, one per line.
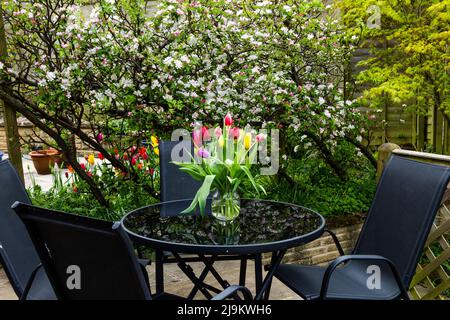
<box><xmin>121</xmin><ymin>199</ymin><xmax>325</xmax><ymax>254</ymax></box>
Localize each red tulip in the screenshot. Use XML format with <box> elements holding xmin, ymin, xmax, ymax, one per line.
<box><xmin>201</xmin><ymin>126</ymin><xmax>211</xmax><ymax>141</ymax></box>
<box><xmin>80</xmin><ymin>163</ymin><xmax>86</xmax><ymax>170</ymax></box>
<box><xmin>149</xmin><ymin>168</ymin><xmax>155</xmax><ymax>175</ymax></box>
<box><xmin>98</xmin><ymin>153</ymin><xmax>104</xmax><ymax>160</ymax></box>
<box><xmin>142</xmin><ymin>152</ymin><xmax>148</xmax><ymax>160</ymax></box>
<box><xmin>131</xmin><ymin>156</ymin><xmax>137</xmax><ymax>166</ymax></box>
<box><xmin>139</xmin><ymin>147</ymin><xmax>147</xmax><ymax>155</ymax></box>
<box><xmin>224</xmin><ymin>113</ymin><xmax>233</xmax><ymax>126</ymax></box>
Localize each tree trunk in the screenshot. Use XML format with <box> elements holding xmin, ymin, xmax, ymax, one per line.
<box><xmin>0</xmin><ymin>11</ymin><xmax>23</xmax><ymax>181</ymax></box>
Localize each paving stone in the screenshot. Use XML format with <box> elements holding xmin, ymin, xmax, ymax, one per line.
<box><xmin>0</xmin><ymin>260</ymin><xmax>301</xmax><ymax>300</ymax></box>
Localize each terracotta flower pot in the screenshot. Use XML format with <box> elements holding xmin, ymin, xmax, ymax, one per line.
<box><xmin>29</xmin><ymin>149</ymin><xmax>59</xmax><ymax>175</ymax></box>
<box><xmin>48</xmin><ymin>148</ymin><xmax>67</xmax><ymax>168</ymax></box>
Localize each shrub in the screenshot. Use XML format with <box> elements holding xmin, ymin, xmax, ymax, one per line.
<box><xmin>257</xmin><ymin>142</ymin><xmax>376</xmax><ymax>217</ymax></box>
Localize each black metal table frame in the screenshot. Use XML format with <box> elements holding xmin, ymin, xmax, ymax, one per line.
<box><xmin>151</xmin><ymin>250</ymin><xmax>287</xmax><ymax>300</ymax></box>
<box><xmin>153</xmin><ymin>252</ymin><xmax>260</xmax><ymax>300</ymax></box>
<box><xmin>122</xmin><ymin>199</ymin><xmax>325</xmax><ymax>300</ymax></box>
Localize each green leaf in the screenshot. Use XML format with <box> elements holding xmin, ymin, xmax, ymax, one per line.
<box><xmin>177</xmin><ymin>166</ymin><xmax>205</xmax><ymax>181</ymax></box>
<box><xmin>240</xmin><ymin>166</ymin><xmax>260</xmax><ymax>195</ymax></box>
<box><xmin>181</xmin><ymin>174</ymin><xmax>215</xmax><ymax>216</ymax></box>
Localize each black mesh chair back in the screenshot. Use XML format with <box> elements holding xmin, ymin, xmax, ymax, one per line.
<box><xmin>159</xmin><ymin>140</ymin><xmax>211</xmax><ymax>216</ymax></box>
<box><xmin>12</xmin><ymin>202</ymin><xmax>151</xmax><ymax>300</ymax></box>
<box><xmin>160</xmin><ymin>140</ymin><xmax>202</xmax><ymax>201</ymax></box>
<box><xmin>0</xmin><ymin>160</ymin><xmax>54</xmax><ymax>299</ymax></box>
<box><xmin>354</xmin><ymin>155</ymin><xmax>450</xmax><ymax>288</ymax></box>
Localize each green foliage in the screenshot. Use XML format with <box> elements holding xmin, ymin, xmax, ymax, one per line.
<box><xmin>336</xmin><ymin>0</ymin><xmax>450</xmax><ymax>117</ymax></box>
<box><xmin>257</xmin><ymin>143</ymin><xmax>376</xmax><ymax>217</ymax></box>
<box><xmin>28</xmin><ymin>161</ymin><xmax>158</xmax><ymax>221</ymax></box>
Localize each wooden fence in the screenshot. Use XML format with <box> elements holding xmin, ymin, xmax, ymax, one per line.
<box><xmin>378</xmin><ymin>143</ymin><xmax>450</xmax><ymax>300</ymax></box>
<box><xmin>376</xmin><ymin>107</ymin><xmax>450</xmax><ymax>154</ymax></box>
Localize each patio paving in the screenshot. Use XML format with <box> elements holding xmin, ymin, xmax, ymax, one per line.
<box><xmin>0</xmin><ymin>259</ymin><xmax>300</xmax><ymax>300</ymax></box>
<box><xmin>2</xmin><ymin>154</ymin><xmax>99</xmax><ymax>191</ymax></box>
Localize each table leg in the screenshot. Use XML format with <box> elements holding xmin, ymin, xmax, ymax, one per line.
<box><xmin>254</xmin><ymin>250</ymin><xmax>286</xmax><ymax>301</ymax></box>
<box><xmin>172</xmin><ymin>252</ymin><xmax>215</xmax><ymax>300</ymax></box>
<box><xmin>263</xmin><ymin>253</ymin><xmax>277</xmax><ymax>300</ymax></box>
<box><xmin>155</xmin><ymin>250</ymin><xmax>165</xmax><ymax>295</ymax></box>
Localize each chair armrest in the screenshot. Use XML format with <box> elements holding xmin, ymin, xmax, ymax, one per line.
<box><xmin>324</xmin><ymin>229</ymin><xmax>344</xmax><ymax>256</ymax></box>
<box><xmin>20</xmin><ymin>264</ymin><xmax>43</xmax><ymax>300</ymax></box>
<box><xmin>320</xmin><ymin>254</ymin><xmax>409</xmax><ymax>300</ymax></box>
<box><xmin>211</xmin><ymin>285</ymin><xmax>253</xmax><ymax>300</ymax></box>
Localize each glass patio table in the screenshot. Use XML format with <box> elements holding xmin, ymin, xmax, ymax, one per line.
<box><xmin>121</xmin><ymin>198</ymin><xmax>325</xmax><ymax>300</ymax></box>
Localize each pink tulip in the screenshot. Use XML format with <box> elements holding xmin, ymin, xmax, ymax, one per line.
<box><xmin>97</xmin><ymin>132</ymin><xmax>103</xmax><ymax>142</ymax></box>
<box><xmin>192</xmin><ymin>130</ymin><xmax>202</xmax><ymax>146</ymax></box>
<box><xmin>224</xmin><ymin>113</ymin><xmax>233</xmax><ymax>126</ymax></box>
<box><xmin>197</xmin><ymin>148</ymin><xmax>210</xmax><ymax>158</ymax></box>
<box><xmin>256</xmin><ymin>133</ymin><xmax>266</xmax><ymax>142</ymax></box>
<box><xmin>231</xmin><ymin>127</ymin><xmax>240</xmax><ymax>139</ymax></box>
<box><xmin>214</xmin><ymin>127</ymin><xmax>222</xmax><ymax>138</ymax></box>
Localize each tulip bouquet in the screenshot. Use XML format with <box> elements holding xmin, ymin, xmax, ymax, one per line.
<box><xmin>174</xmin><ymin>113</ymin><xmax>266</xmax><ymax>221</ymax></box>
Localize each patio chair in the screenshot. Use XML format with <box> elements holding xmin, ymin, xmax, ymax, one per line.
<box><xmin>12</xmin><ymin>202</ymin><xmax>253</xmax><ymax>300</ymax></box>
<box><xmin>272</xmin><ymin>155</ymin><xmax>450</xmax><ymax>300</ymax></box>
<box><xmin>159</xmin><ymin>140</ymin><xmax>211</xmax><ymax>216</ymax></box>
<box><xmin>0</xmin><ymin>160</ymin><xmax>55</xmax><ymax>300</ymax></box>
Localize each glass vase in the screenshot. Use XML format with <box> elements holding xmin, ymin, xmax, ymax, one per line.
<box><xmin>211</xmin><ymin>219</ymin><xmax>240</xmax><ymax>245</ymax></box>
<box><xmin>211</xmin><ymin>190</ymin><xmax>240</xmax><ymax>222</ymax></box>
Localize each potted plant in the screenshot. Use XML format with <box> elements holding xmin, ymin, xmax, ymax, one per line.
<box><xmin>173</xmin><ymin>113</ymin><xmax>266</xmax><ymax>222</ymax></box>
<box><xmin>29</xmin><ymin>148</ymin><xmax>59</xmax><ymax>175</ymax></box>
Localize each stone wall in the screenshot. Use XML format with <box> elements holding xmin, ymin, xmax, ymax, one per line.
<box><xmin>0</xmin><ymin>117</ymin><xmax>93</xmax><ymax>155</ymax></box>
<box><xmin>259</xmin><ymin>222</ymin><xmax>362</xmax><ymax>266</ymax></box>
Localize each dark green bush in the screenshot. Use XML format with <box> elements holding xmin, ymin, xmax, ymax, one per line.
<box><xmin>256</xmin><ymin>146</ymin><xmax>376</xmax><ymax>217</ymax></box>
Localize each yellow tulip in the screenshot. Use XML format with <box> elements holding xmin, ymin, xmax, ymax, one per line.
<box><xmin>244</xmin><ymin>133</ymin><xmax>252</xmax><ymax>150</ymax></box>
<box><xmin>151</xmin><ymin>136</ymin><xmax>158</xmax><ymax>147</ymax></box>
<box><xmin>88</xmin><ymin>154</ymin><xmax>95</xmax><ymax>166</ymax></box>
<box><xmin>218</xmin><ymin>135</ymin><xmax>224</xmax><ymax>147</ymax></box>
<box><xmin>154</xmin><ymin>147</ymin><xmax>159</xmax><ymax>156</ymax></box>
